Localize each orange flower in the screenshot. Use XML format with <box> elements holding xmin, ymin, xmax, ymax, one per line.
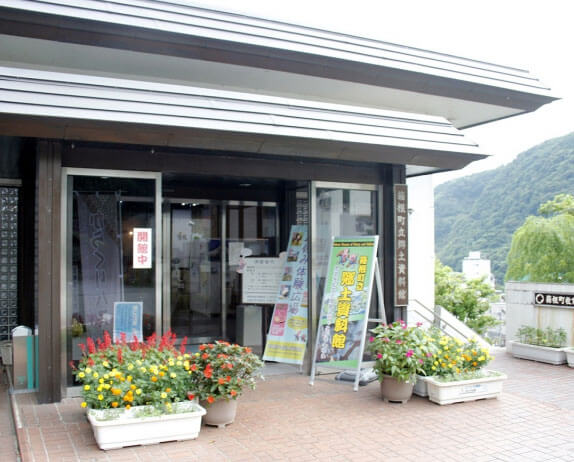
<box><xmin>165</xmin><ymin>387</ymin><xmax>172</xmax><ymax>393</ymax></box>
<box><xmin>204</xmin><ymin>364</ymin><xmax>213</xmax><ymax>379</ymax></box>
<box><xmin>111</xmin><ymin>402</ymin><xmax>119</xmax><ymax>408</ymax></box>
<box><xmin>218</xmin><ymin>377</ymin><xmax>225</xmax><ymax>385</ymax></box>
<box><xmin>199</xmin><ymin>344</ymin><xmax>206</xmax><ymax>351</ymax></box>
<box><xmin>226</xmin><ymin>375</ymin><xmax>231</xmax><ymax>382</ymax></box>
<box><xmin>207</xmin><ymin>396</ymin><xmax>215</xmax><ymax>404</ymax></box>
<box><xmin>151</xmin><ymin>375</ymin><xmax>158</xmax><ymax>382</ymax></box>
<box><xmin>159</xmin><ymin>371</ymin><xmax>165</xmax><ymax>377</ymax></box>
<box><xmin>245</xmin><ymin>347</ymin><xmax>252</xmax><ymax>354</ymax></box>
<box><xmin>230</xmin><ymin>390</ymin><xmax>237</xmax><ymax>397</ymax></box>
<box><xmin>191</xmin><ymin>364</ymin><xmax>197</xmax><ymax>371</ymax></box>
<box><xmin>202</xmin><ymin>353</ymin><xmax>209</xmax><ymax>360</ymax></box>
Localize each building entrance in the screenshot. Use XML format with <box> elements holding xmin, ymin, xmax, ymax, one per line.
<box><xmin>164</xmin><ymin>198</ymin><xmax>279</xmax><ymax>345</ymax></box>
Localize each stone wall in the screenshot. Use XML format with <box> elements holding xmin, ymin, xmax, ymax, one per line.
<box><xmin>506</xmin><ymin>281</ymin><xmax>574</xmax><ymax>346</ymax></box>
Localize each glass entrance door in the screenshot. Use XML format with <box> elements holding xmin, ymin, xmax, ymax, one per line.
<box><xmin>165</xmin><ymin>200</ymin><xmax>278</xmax><ymax>344</ymax></box>
<box><xmin>167</xmin><ymin>201</ymin><xmax>222</xmax><ymax>342</ymax></box>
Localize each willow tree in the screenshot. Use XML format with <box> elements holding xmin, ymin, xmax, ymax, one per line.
<box><xmin>505</xmin><ymin>194</ymin><xmax>574</xmax><ymax>283</ymax></box>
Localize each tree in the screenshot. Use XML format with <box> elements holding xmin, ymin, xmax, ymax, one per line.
<box><xmin>506</xmin><ymin>194</ymin><xmax>574</xmax><ymax>283</ymax></box>
<box><xmin>435</xmin><ymin>260</ymin><xmax>499</xmax><ymax>336</ymax></box>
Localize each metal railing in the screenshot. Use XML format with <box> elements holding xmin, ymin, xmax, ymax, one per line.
<box><xmin>407</xmin><ymin>299</ymin><xmax>490</xmax><ymax>347</ymax></box>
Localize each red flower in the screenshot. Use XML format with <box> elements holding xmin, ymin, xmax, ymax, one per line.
<box><xmin>191</xmin><ymin>364</ymin><xmax>197</xmax><ymax>371</ymax></box>
<box><xmin>202</xmin><ymin>353</ymin><xmax>209</xmax><ymax>360</ymax></box>
<box><xmin>199</xmin><ymin>344</ymin><xmax>206</xmax><ymax>351</ymax></box>
<box><xmin>226</xmin><ymin>375</ymin><xmax>231</xmax><ymax>382</ymax></box>
<box><xmin>187</xmin><ymin>392</ymin><xmax>195</xmax><ymax>401</ymax></box>
<box><xmin>207</xmin><ymin>396</ymin><xmax>215</xmax><ymax>404</ymax></box>
<box><xmin>86</xmin><ymin>337</ymin><xmax>96</xmax><ymax>354</ymax></box>
<box><xmin>218</xmin><ymin>377</ymin><xmax>226</xmax><ymax>385</ymax></box>
<box><xmin>204</xmin><ymin>364</ymin><xmax>213</xmax><ymax>379</ymax></box>
<box><xmin>230</xmin><ymin>390</ymin><xmax>237</xmax><ymax>397</ymax></box>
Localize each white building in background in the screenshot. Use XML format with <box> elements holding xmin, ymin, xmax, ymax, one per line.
<box><xmin>462</xmin><ymin>251</ymin><xmax>495</xmax><ymax>287</ymax></box>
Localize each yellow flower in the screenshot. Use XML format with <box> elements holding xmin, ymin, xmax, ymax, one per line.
<box><xmin>126</xmin><ymin>404</ymin><xmax>131</xmax><ymax>410</ymax></box>
<box><xmin>136</xmin><ymin>360</ymin><xmax>142</xmax><ymax>366</ymax></box>
<box><xmin>127</xmin><ymin>364</ymin><xmax>134</xmax><ymax>371</ymax></box>
<box><xmin>478</xmin><ymin>355</ymin><xmax>485</xmax><ymax>361</ymax></box>
<box><xmin>99</xmin><ymin>378</ymin><xmax>104</xmax><ymax>384</ymax></box>
<box><xmin>431</xmin><ymin>366</ymin><xmax>436</xmax><ymax>370</ymax></box>
<box><xmin>85</xmin><ymin>367</ymin><xmax>92</xmax><ymax>374</ymax></box>
<box><xmin>177</xmin><ymin>355</ymin><xmax>183</xmax><ymax>361</ymax></box>
<box><xmin>170</xmin><ymin>373</ymin><xmax>177</xmax><ymax>379</ymax></box>
<box><xmin>130</xmin><ymin>384</ymin><xmax>136</xmax><ymax>390</ymax></box>
<box><xmin>103</xmin><ymin>374</ymin><xmax>109</xmax><ymax>380</ymax></box>
<box><xmin>140</xmin><ymin>367</ymin><xmax>147</xmax><ymax>373</ymax></box>
<box><xmin>176</xmin><ymin>361</ymin><xmax>182</xmax><ymax>366</ymax></box>
<box><xmin>168</xmin><ymin>359</ymin><xmax>175</xmax><ymax>366</ymax></box>
<box><xmin>81</xmin><ymin>402</ymin><xmax>87</xmax><ymax>408</ymax></box>
<box><xmin>161</xmin><ymin>392</ymin><xmax>167</xmax><ymax>399</ymax></box>
<box><xmin>78</xmin><ymin>372</ymin><xmax>85</xmax><ymax>378</ymax></box>
<box><xmin>444</xmin><ymin>346</ymin><xmax>449</xmax><ymax>351</ymax></box>
<box><xmin>135</xmin><ymin>389</ymin><xmax>142</xmax><ymax>395</ymax></box>
<box><xmin>84</xmin><ymin>385</ymin><xmax>90</xmax><ymax>391</ymax></box>
<box><xmin>103</xmin><ymin>384</ymin><xmax>110</xmax><ymax>390</ymax></box>
<box><xmin>127</xmin><ymin>375</ymin><xmax>133</xmax><ymax>382</ymax></box>
<box><xmin>92</xmin><ymin>372</ymin><xmax>99</xmax><ymax>378</ymax></box>
<box><xmin>97</xmin><ymin>394</ymin><xmax>104</xmax><ymax>401</ymax></box>
<box><xmin>97</xmin><ymin>386</ymin><xmax>103</xmax><ymax>392</ymax></box>
<box><xmin>102</xmin><ymin>361</ymin><xmax>109</xmax><ymax>368</ymax></box>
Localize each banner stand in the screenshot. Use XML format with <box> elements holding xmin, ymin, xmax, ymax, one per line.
<box><xmin>309</xmin><ymin>238</ymin><xmax>386</xmax><ymax>392</ymax></box>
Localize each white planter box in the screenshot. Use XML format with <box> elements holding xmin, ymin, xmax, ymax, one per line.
<box><xmin>565</xmin><ymin>348</ymin><xmax>574</xmax><ymax>368</ymax></box>
<box><xmin>87</xmin><ymin>401</ymin><xmax>206</xmax><ymax>450</ymax></box>
<box><xmin>426</xmin><ymin>371</ymin><xmax>507</xmax><ymax>405</ymax></box>
<box><xmin>510</xmin><ymin>341</ymin><xmax>567</xmax><ymax>365</ymax></box>
<box><xmin>413</xmin><ymin>375</ymin><xmax>430</xmax><ymax>397</ymax></box>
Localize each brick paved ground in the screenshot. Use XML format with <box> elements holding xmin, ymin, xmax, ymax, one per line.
<box><xmin>4</xmin><ymin>348</ymin><xmax>574</xmax><ymax>461</ymax></box>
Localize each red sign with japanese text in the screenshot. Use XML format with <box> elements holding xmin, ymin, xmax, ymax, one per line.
<box><xmin>133</xmin><ymin>227</ymin><xmax>152</xmax><ymax>269</ymax></box>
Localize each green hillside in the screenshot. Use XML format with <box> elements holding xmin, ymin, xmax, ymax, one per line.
<box><xmin>435</xmin><ymin>131</ymin><xmax>574</xmax><ymax>285</ymax></box>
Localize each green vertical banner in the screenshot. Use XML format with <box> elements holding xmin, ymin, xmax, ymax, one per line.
<box><xmin>313</xmin><ymin>236</ymin><xmax>378</xmax><ymax>370</ymax></box>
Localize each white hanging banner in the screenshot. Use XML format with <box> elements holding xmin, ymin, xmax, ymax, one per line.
<box><xmin>133</xmin><ymin>227</ymin><xmax>152</xmax><ymax>269</ymax></box>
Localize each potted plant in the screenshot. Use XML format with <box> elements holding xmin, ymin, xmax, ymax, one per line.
<box><xmin>510</xmin><ymin>325</ymin><xmax>567</xmax><ymax>365</ymax></box>
<box><xmin>368</xmin><ymin>320</ymin><xmax>432</xmax><ymax>403</ymax></box>
<box><xmin>425</xmin><ymin>338</ymin><xmax>507</xmax><ymax>405</ymax></box>
<box><xmin>414</xmin><ymin>329</ymin><xmax>460</xmax><ymax>397</ymax></box>
<box><xmin>189</xmin><ymin>341</ymin><xmax>264</xmax><ymax>427</ymax></box>
<box><xmin>72</xmin><ymin>331</ymin><xmax>205</xmax><ymax>450</ymax></box>
<box><xmin>565</xmin><ymin>347</ymin><xmax>574</xmax><ymax>368</ymax></box>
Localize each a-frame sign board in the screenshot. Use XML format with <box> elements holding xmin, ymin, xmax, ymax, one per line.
<box><xmin>309</xmin><ymin>236</ymin><xmax>386</xmax><ymax>392</ymax></box>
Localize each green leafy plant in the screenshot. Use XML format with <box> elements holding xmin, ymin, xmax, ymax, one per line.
<box><xmin>435</xmin><ymin>370</ymin><xmax>502</xmax><ymax>383</ymax></box>
<box><xmin>72</xmin><ymin>331</ymin><xmax>195</xmax><ymax>413</ymax></box>
<box><xmin>368</xmin><ymin>320</ymin><xmax>432</xmax><ymax>383</ymax></box>
<box><xmin>188</xmin><ymin>341</ymin><xmax>264</xmax><ymax>404</ymax></box>
<box><xmin>517</xmin><ymin>325</ymin><xmax>567</xmax><ymax>348</ymax></box>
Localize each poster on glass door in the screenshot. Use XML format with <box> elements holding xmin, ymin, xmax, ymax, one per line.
<box><xmin>262</xmin><ymin>225</ymin><xmax>308</xmax><ymax>364</ymax></box>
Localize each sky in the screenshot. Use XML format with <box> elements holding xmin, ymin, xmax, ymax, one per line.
<box><xmin>194</xmin><ymin>0</ymin><xmax>573</xmax><ymax>185</ymax></box>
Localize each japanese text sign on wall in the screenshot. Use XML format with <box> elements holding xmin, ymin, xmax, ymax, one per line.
<box><xmin>534</xmin><ymin>292</ymin><xmax>574</xmax><ymax>309</ymax></box>
<box><xmin>314</xmin><ymin>236</ymin><xmax>379</xmax><ymax>370</ymax></box>
<box><xmin>242</xmin><ymin>257</ymin><xmax>284</xmax><ymax>304</ymax></box>
<box><xmin>263</xmin><ymin>225</ymin><xmax>308</xmax><ymax>365</ymax></box>
<box><xmin>394</xmin><ymin>185</ymin><xmax>408</xmax><ymax>306</ymax></box>
<box><xmin>133</xmin><ymin>227</ymin><xmax>152</xmax><ymax>269</ymax></box>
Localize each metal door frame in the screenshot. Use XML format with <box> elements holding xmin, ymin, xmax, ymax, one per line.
<box><xmin>162</xmin><ymin>198</ymin><xmax>278</xmax><ymax>343</ymax></box>
<box><xmin>61</xmin><ymin>167</ymin><xmax>162</xmax><ymax>396</ymax></box>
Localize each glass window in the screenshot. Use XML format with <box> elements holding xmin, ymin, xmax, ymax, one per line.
<box><xmin>66</xmin><ymin>174</ymin><xmax>157</xmax><ymax>385</ymax></box>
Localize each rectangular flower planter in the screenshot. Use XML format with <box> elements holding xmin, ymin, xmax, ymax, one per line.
<box><xmin>426</xmin><ymin>371</ymin><xmax>507</xmax><ymax>405</ymax></box>
<box><xmin>413</xmin><ymin>375</ymin><xmax>430</xmax><ymax>397</ymax></box>
<box><xmin>509</xmin><ymin>341</ymin><xmax>567</xmax><ymax>365</ymax></box>
<box><xmin>87</xmin><ymin>401</ymin><xmax>206</xmax><ymax>450</ymax></box>
<box><xmin>565</xmin><ymin>348</ymin><xmax>574</xmax><ymax>368</ymax></box>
